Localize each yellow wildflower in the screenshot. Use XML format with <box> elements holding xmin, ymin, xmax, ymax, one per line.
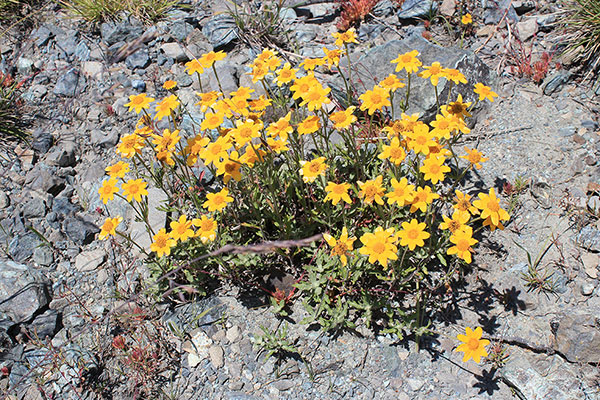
<box><xmin>410</xmin><ymin>186</ymin><xmax>439</xmax><ymax>213</ymax></box>
<box><xmin>324</xmin><ymin>182</ymin><xmax>352</xmax><ymax>205</ymax></box>
<box><xmin>330</xmin><ymin>106</ymin><xmax>357</xmax><ymax>129</ymax></box>
<box><xmin>398</xmin><ymin>219</ymin><xmax>430</xmax><ymax>250</ymax></box>
<box><xmin>154</xmin><ymin>95</ymin><xmax>180</xmax><ymax>121</ymax></box>
<box><xmin>121</xmin><ymin>178</ymin><xmax>148</xmax><ymax>202</ymax></box>
<box><xmin>105</xmin><ymin>161</ymin><xmax>129</xmax><ymax>178</ymax></box>
<box><xmin>391</xmin><ymin>50</ymin><xmax>422</xmax><ymax>74</ymax></box>
<box><xmin>193</xmin><ymin>215</ymin><xmax>217</xmax><ymax>243</ymax></box>
<box><xmin>359</xmin><ymin>226</ymin><xmax>398</xmax><ymax>268</ymax></box>
<box><xmin>357</xmin><ymin>175</ymin><xmax>385</xmax><ymax>205</ymax></box>
<box><xmin>456</xmin><ymin>327</ymin><xmax>489</xmax><ymax>363</ymax></box>
<box><xmin>359</xmin><ymin>85</ymin><xmax>391</xmax><ymax>115</ymax></box>
<box><xmin>203</xmin><ymin>188</ymin><xmax>233</xmax><ymax>212</ymax></box>
<box><xmin>472</xmin><ymin>188</ymin><xmax>509</xmax><ymax>227</ymax></box>
<box><xmin>99</xmin><ymin>216</ymin><xmax>122</xmax><ymax>240</ymax></box>
<box><xmin>124</xmin><ymin>93</ymin><xmax>154</xmax><ymax>114</ymax></box>
<box><xmin>170</xmin><ymin>215</ymin><xmax>194</xmax><ymax>243</ymax></box>
<box><xmin>300</xmin><ymin>157</ymin><xmax>328</xmax><ymax>183</ymax></box>
<box><xmin>473</xmin><ymin>83</ymin><xmax>498</xmax><ymax>102</ymax></box>
<box><xmin>323</xmin><ymin>227</ymin><xmax>355</xmax><ymax>266</ymax></box>
<box><xmin>98</xmin><ymin>178</ymin><xmax>119</xmax><ymax>204</ymax></box>
<box><xmin>150</xmin><ymin>228</ymin><xmax>176</xmax><ymax>258</ymax></box>
<box><xmin>386</xmin><ymin>178</ymin><xmax>415</xmax><ymax>207</ymax></box>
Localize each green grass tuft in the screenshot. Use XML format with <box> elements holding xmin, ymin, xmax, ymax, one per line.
<box><xmin>562</xmin><ymin>0</ymin><xmax>600</xmax><ymax>76</ymax></box>
<box><xmin>60</xmin><ymin>0</ymin><xmax>180</xmax><ymax>23</ymax></box>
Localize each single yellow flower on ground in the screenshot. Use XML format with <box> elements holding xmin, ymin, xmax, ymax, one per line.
<box><xmin>455</xmin><ymin>326</ymin><xmax>490</xmax><ymax>363</ymax></box>
<box><xmin>472</xmin><ymin>188</ymin><xmax>509</xmax><ymax>227</ymax></box>
<box><xmin>386</xmin><ymin>178</ymin><xmax>415</xmax><ymax>207</ymax></box>
<box><xmin>300</xmin><ymin>157</ymin><xmax>328</xmax><ymax>183</ymax></box>
<box><xmin>121</xmin><ymin>179</ymin><xmax>148</xmax><ymax>202</ymax></box>
<box><xmin>98</xmin><ymin>178</ymin><xmax>119</xmax><ymax>204</ymax></box>
<box><xmin>324</xmin><ymin>181</ymin><xmax>352</xmax><ymax>205</ymax></box>
<box><xmin>170</xmin><ymin>215</ymin><xmax>194</xmax><ymax>243</ymax></box>
<box><xmin>410</xmin><ymin>186</ymin><xmax>440</xmax><ymax>213</ymax></box>
<box><xmin>99</xmin><ymin>216</ymin><xmax>122</xmax><ymax>239</ymax></box>
<box><xmin>391</xmin><ymin>50</ymin><xmax>422</xmax><ymax>74</ymax></box>
<box><xmin>473</xmin><ymin>82</ymin><xmax>498</xmax><ymax>102</ymax></box>
<box><xmin>398</xmin><ymin>218</ymin><xmax>430</xmax><ymax>250</ymax></box>
<box><xmin>420</xmin><ymin>155</ymin><xmax>451</xmax><ymax>184</ymax></box>
<box><xmin>105</xmin><ymin>161</ymin><xmax>130</xmax><ymax>179</ymax></box>
<box><xmin>332</xmin><ymin>28</ymin><xmax>359</xmax><ymax>47</ymax></box>
<box><xmin>461</xmin><ymin>147</ymin><xmax>489</xmax><ymax>169</ymax></box>
<box><xmin>461</xmin><ymin>13</ymin><xmax>473</xmax><ymax>25</ymax></box>
<box><xmin>359</xmin><ymin>85</ymin><xmax>391</xmax><ymax>115</ymax></box>
<box><xmin>358</xmin><ymin>175</ymin><xmax>385</xmax><ymax>205</ymax></box>
<box><xmin>447</xmin><ymin>226</ymin><xmax>478</xmax><ymax>263</ymax></box>
<box><xmin>154</xmin><ymin>95</ymin><xmax>180</xmax><ymax>121</ymax></box>
<box><xmin>124</xmin><ymin>93</ymin><xmax>154</xmax><ymax>114</ymax></box>
<box><xmin>193</xmin><ymin>215</ymin><xmax>217</xmax><ymax>243</ymax></box>
<box><xmin>323</xmin><ymin>227</ymin><xmax>355</xmax><ymax>266</ymax></box>
<box><xmin>151</xmin><ymin>228</ymin><xmax>177</xmax><ymax>258</ymax></box>
<box><xmin>359</xmin><ymin>227</ymin><xmax>398</xmax><ymax>268</ymax></box>
<box><xmin>203</xmin><ymin>188</ymin><xmax>234</xmax><ymax>212</ymax></box>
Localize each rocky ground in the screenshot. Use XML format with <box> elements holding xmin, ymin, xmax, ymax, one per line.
<box><xmin>0</xmin><ymin>0</ymin><xmax>599</xmax><ymax>399</ymax></box>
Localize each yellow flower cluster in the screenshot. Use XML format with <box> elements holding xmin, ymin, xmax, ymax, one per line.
<box><xmin>107</xmin><ymin>29</ymin><xmax>509</xmax><ymax>313</ymax></box>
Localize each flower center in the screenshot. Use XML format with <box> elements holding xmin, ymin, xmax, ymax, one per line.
<box><xmin>200</xmin><ymin>220</ymin><xmax>213</xmax><ymax>231</ymax></box>
<box><xmin>407</xmin><ymin>229</ymin><xmax>419</xmax><ymax>240</ymax></box>
<box><xmin>332</xmin><ymin>243</ymin><xmax>347</xmax><ymax>256</ymax></box>
<box><xmin>156</xmin><ymin>236</ymin><xmax>166</xmax><ymax>247</ymax></box>
<box><xmin>372</xmin><ymin>242</ymin><xmax>386</xmax><ymax>254</ymax></box>
<box><xmin>308</xmin><ymin>163</ymin><xmax>321</xmax><ymax>173</ymax></box>
<box><xmin>487</xmin><ymin>200</ymin><xmax>500</xmax><ymax>212</ymax></box>
<box><xmin>390</xmin><ymin>148</ymin><xmax>404</xmax><ymax>159</ymax></box>
<box><xmin>457</xmin><ymin>238</ymin><xmax>471</xmax><ymax>251</ymax></box>
<box><xmin>467</xmin><ymin>337</ymin><xmax>480</xmax><ymax>350</ymax></box>
<box><xmin>364</xmin><ymin>186</ymin><xmax>377</xmax><ymax>197</ymax></box>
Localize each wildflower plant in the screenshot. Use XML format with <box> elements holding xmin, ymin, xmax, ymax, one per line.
<box><xmin>102</xmin><ymin>31</ymin><xmax>507</xmax><ymax>342</ymax></box>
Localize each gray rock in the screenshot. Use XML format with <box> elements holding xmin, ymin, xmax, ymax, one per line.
<box><xmin>16</xmin><ymin>57</ymin><xmax>34</xmax><ymax>75</ymax></box>
<box><xmin>75</xmin><ymin>249</ymin><xmax>106</xmax><ymax>272</ymax></box>
<box><xmin>582</xmin><ymin>120</ymin><xmax>599</xmax><ymax>131</ymax></box>
<box><xmin>554</xmin><ymin>311</ymin><xmax>600</xmax><ymax>363</ymax></box>
<box><xmin>331</xmin><ymin>35</ymin><xmax>494</xmax><ymax>122</ymax></box>
<box><xmin>558</xmin><ymin>126</ymin><xmax>575</xmax><ymax>137</ymax></box>
<box><xmin>33</xmin><ymin>246</ymin><xmax>54</xmax><ymax>266</ymax></box>
<box><xmin>53</xmin><ymin>68</ymin><xmax>85</xmax><ymax>97</ymax></box>
<box><xmin>52</xmin><ymin>196</ymin><xmax>80</xmax><ymax>216</ymax></box>
<box><xmin>74</xmin><ymin>41</ymin><xmax>90</xmax><ymax>61</ymax></box>
<box><xmin>516</xmin><ymin>18</ymin><xmax>537</xmax><ymax>41</ymax></box>
<box><xmin>484</xmin><ymin>0</ymin><xmax>518</xmax><ymax>24</ymax></box>
<box><xmin>0</xmin><ymin>260</ymin><xmax>51</xmax><ymax>323</ymax></box>
<box><xmin>279</xmin><ymin>7</ymin><xmax>297</xmax><ymax>20</ymax></box>
<box><xmin>100</xmin><ymin>21</ymin><xmax>143</xmax><ymax>46</ymax></box>
<box><xmin>125</xmin><ymin>48</ymin><xmax>150</xmax><ymax>70</ymax></box>
<box><xmin>209</xmin><ymin>345</ymin><xmax>225</xmax><ymax>368</ymax></box>
<box><xmin>398</xmin><ymin>0</ymin><xmax>437</xmax><ymax>19</ymax></box>
<box><xmin>359</xmin><ymin>24</ymin><xmax>385</xmax><ymax>42</ymax></box>
<box><xmin>31</xmin><ymin>130</ymin><xmax>53</xmax><ymax>154</ymax></box>
<box><xmin>581</xmin><ymin>282</ymin><xmax>595</xmax><ymax>296</ymax></box>
<box><xmin>131</xmin><ymin>79</ymin><xmax>146</xmax><ymax>91</ymax></box>
<box><xmin>513</xmin><ymin>0</ymin><xmax>535</xmax><ymax>14</ymax></box>
<box><xmin>372</xmin><ymin>0</ymin><xmax>396</xmax><ymax>17</ymax></box>
<box><xmin>45</xmin><ymin>141</ymin><xmax>77</xmax><ymax>167</ymax></box>
<box><xmin>576</xmin><ymin>225</ymin><xmax>600</xmax><ymax>252</ymax></box>
<box><xmin>160</xmin><ymin>42</ymin><xmax>194</xmax><ymax>62</ymax></box>
<box><xmin>22</xmin><ymin>196</ymin><xmax>46</xmax><ymax>218</ymax></box>
<box><xmin>8</xmin><ymin>233</ymin><xmax>42</xmax><ymax>263</ymax></box>
<box><xmin>31</xmin><ymin>25</ymin><xmax>54</xmax><ymax>47</ymax></box>
<box><xmin>30</xmin><ymin>309</ymin><xmax>59</xmax><ymax>339</ymax></box>
<box><xmin>0</xmin><ymin>191</ymin><xmax>10</xmax><ymax>209</ymax></box>
<box><xmin>542</xmin><ymin>70</ymin><xmax>571</xmax><ymax>95</ymax></box>
<box><xmin>22</xmin><ymin>84</ymin><xmax>48</xmax><ymax>102</ymax></box>
<box><xmin>63</xmin><ymin>217</ymin><xmax>99</xmax><ymax>245</ymax></box>
<box><xmin>170</xmin><ymin>20</ymin><xmax>194</xmax><ymax>41</ymax></box>
<box><xmin>90</xmin><ymin>128</ymin><xmax>120</xmax><ymax>148</ymax></box>
<box><xmin>273</xmin><ymin>379</ymin><xmax>295</xmax><ymax>391</ymax></box>
<box><xmin>203</xmin><ymin>14</ymin><xmax>239</xmax><ymax>49</ymax></box>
